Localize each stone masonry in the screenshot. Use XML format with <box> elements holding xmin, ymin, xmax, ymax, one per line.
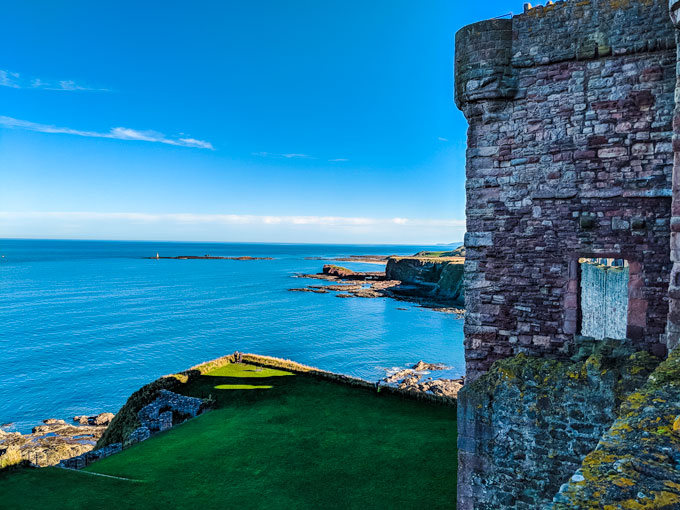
<box><xmin>668</xmin><ymin>0</ymin><xmax>680</xmax><ymax>351</ymax></box>
<box><xmin>456</xmin><ymin>338</ymin><xmax>660</xmax><ymax>509</ymax></box>
<box><xmin>58</xmin><ymin>390</ymin><xmax>206</xmax><ymax>470</ymax></box>
<box><xmin>455</xmin><ymin>0</ymin><xmax>680</xmax><ymax>508</ymax></box>
<box><xmin>456</xmin><ymin>0</ymin><xmax>675</xmax><ymax>381</ymax></box>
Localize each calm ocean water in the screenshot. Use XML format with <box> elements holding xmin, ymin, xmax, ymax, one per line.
<box><xmin>0</xmin><ymin>239</ymin><xmax>464</xmax><ymax>432</ymax></box>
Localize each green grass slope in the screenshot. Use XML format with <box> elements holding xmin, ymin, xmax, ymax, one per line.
<box><xmin>0</xmin><ymin>362</ymin><xmax>457</xmax><ymax>509</ymax></box>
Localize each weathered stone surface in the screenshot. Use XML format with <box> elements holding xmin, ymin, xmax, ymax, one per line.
<box><xmin>456</xmin><ymin>0</ymin><xmax>674</xmax><ymax>381</ymax></box>
<box><xmin>457</xmin><ymin>342</ymin><xmax>660</xmax><ymax>510</ymax></box>
<box><xmin>550</xmin><ymin>348</ymin><xmax>680</xmax><ymax>509</ymax></box>
<box><xmin>455</xmin><ymin>2</ymin><xmax>679</xmax><ymax>507</ymax></box>
<box><xmin>136</xmin><ymin>389</ymin><xmax>204</xmax><ymax>433</ymax></box>
<box><xmin>124</xmin><ymin>426</ymin><xmax>150</xmax><ymax>446</ymax></box>
<box><xmin>58</xmin><ymin>442</ymin><xmax>122</xmax><ymax>470</ymax></box>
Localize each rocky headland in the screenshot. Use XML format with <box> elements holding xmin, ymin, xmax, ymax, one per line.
<box><xmin>385</xmin><ymin>246</ymin><xmax>465</xmax><ymax>304</ymax></box>
<box><xmin>290</xmin><ymin>247</ymin><xmax>465</xmax><ymax>314</ymax></box>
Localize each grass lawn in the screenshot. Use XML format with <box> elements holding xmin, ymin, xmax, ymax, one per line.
<box><xmin>0</xmin><ymin>362</ymin><xmax>457</xmax><ymax>509</ymax></box>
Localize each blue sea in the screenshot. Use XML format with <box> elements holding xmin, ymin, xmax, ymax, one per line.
<box><xmin>0</xmin><ymin>239</ymin><xmax>464</xmax><ymax>432</ymax></box>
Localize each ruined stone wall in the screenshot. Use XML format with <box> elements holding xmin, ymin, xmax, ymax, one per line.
<box><xmin>550</xmin><ymin>346</ymin><xmax>680</xmax><ymax>509</ymax></box>
<box><xmin>456</xmin><ymin>341</ymin><xmax>660</xmax><ymax>510</ymax></box>
<box><xmin>456</xmin><ymin>0</ymin><xmax>675</xmax><ymax>381</ymax></box>
<box><xmin>667</xmin><ymin>1</ymin><xmax>680</xmax><ymax>350</ymax></box>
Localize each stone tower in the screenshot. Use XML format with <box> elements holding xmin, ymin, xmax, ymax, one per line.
<box><xmin>454</xmin><ymin>0</ymin><xmax>680</xmax><ymax>508</ymax></box>
<box><xmin>456</xmin><ymin>0</ymin><xmax>675</xmax><ymax>382</ymax></box>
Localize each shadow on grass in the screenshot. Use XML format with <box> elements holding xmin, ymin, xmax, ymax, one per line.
<box><xmin>181</xmin><ymin>363</ymin><xmax>299</xmax><ymax>405</ymax></box>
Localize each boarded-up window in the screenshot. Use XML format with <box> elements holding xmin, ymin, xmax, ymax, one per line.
<box><xmin>580</xmin><ymin>258</ymin><xmax>629</xmax><ymax>340</ymax></box>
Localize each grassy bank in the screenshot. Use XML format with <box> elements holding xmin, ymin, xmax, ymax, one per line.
<box><xmin>0</xmin><ymin>362</ymin><xmax>457</xmax><ymax>509</ymax></box>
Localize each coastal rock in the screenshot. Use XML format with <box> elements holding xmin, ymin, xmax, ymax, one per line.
<box><xmin>93</xmin><ymin>412</ymin><xmax>115</xmax><ymax>426</ymax></box>
<box><xmin>382</xmin><ymin>364</ymin><xmax>463</xmax><ymax>399</ymax></box>
<box><xmin>322</xmin><ymin>265</ymin><xmax>355</xmax><ymax>278</ymax></box>
<box><xmin>292</xmin><ymin>259</ymin><xmax>465</xmax><ymax>314</ymax></box>
<box><xmin>43</xmin><ymin>418</ymin><xmax>67</xmax><ymax>425</ymax></box>
<box><xmin>73</xmin><ymin>412</ymin><xmax>115</xmax><ymax>426</ymax></box>
<box><xmin>385</xmin><ymin>369</ymin><xmax>415</xmax><ymax>383</ymax></box>
<box><xmin>386</xmin><ymin>256</ymin><xmax>464</xmax><ymax>304</ymax></box>
<box><xmin>412</xmin><ymin>361</ymin><xmax>450</xmax><ymax>371</ymax></box>
<box><xmin>398</xmin><ymin>375</ymin><xmax>423</xmax><ymax>390</ymax></box>
<box><xmin>288</xmin><ymin>288</ymin><xmax>328</xmax><ymax>294</ymax></box>
<box><xmin>0</xmin><ymin>415</ymin><xmax>112</xmax><ymax>468</ymax></box>
<box><xmin>416</xmin><ymin>379</ymin><xmax>463</xmax><ymax>398</ymax></box>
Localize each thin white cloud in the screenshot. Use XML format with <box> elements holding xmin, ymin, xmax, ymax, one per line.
<box><xmin>253</xmin><ymin>152</ymin><xmax>350</xmax><ymax>162</ymax></box>
<box><xmin>438</xmin><ymin>137</ymin><xmax>449</xmax><ymax>142</ymax></box>
<box><xmin>0</xmin><ymin>211</ymin><xmax>466</xmax><ymax>228</ymax></box>
<box><xmin>0</xmin><ymin>69</ymin><xmax>109</xmax><ymax>91</ymax></box>
<box><xmin>0</xmin><ymin>70</ymin><xmax>20</xmax><ymax>89</ymax></box>
<box><xmin>282</xmin><ymin>153</ymin><xmax>313</xmax><ymax>159</ymax></box>
<box><xmin>0</xmin><ymin>116</ymin><xmax>214</xmax><ymax>150</ymax></box>
<box><xmin>252</xmin><ymin>152</ymin><xmax>314</xmax><ymax>159</ymax></box>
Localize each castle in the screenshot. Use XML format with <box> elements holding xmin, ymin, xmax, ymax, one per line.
<box><xmin>455</xmin><ymin>0</ymin><xmax>680</xmax><ymax>507</ymax></box>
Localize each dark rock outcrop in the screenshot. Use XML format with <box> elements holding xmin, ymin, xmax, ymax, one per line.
<box><xmin>386</xmin><ymin>256</ymin><xmax>464</xmax><ymax>304</ymax></box>
<box><xmin>73</xmin><ymin>412</ymin><xmax>115</xmax><ymax>426</ymax></box>
<box><xmin>322</xmin><ymin>265</ymin><xmax>356</xmax><ymax>278</ymax></box>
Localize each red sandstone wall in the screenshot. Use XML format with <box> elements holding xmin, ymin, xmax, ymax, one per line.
<box><xmin>668</xmin><ymin>1</ymin><xmax>680</xmax><ymax>351</ymax></box>
<box><xmin>455</xmin><ymin>0</ymin><xmax>675</xmax><ymax>380</ymax></box>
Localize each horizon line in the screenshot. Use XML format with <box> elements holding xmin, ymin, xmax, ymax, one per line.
<box><xmin>0</xmin><ymin>236</ymin><xmax>465</xmax><ymax>247</ymax></box>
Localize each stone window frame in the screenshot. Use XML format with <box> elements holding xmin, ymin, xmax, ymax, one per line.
<box><xmin>564</xmin><ymin>255</ymin><xmax>646</xmax><ymax>341</ymax></box>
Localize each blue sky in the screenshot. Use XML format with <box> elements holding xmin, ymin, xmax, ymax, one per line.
<box><xmin>0</xmin><ymin>1</ymin><xmax>518</xmax><ymax>244</ymax></box>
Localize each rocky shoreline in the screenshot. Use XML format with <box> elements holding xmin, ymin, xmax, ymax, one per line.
<box><xmin>0</xmin><ymin>352</ymin><xmax>463</xmax><ymax>472</ymax></box>
<box><xmin>0</xmin><ymin>387</ymin><xmax>210</xmax><ymax>471</ymax></box>
<box><xmin>290</xmin><ymin>264</ymin><xmax>465</xmax><ymax>315</ymax></box>
<box><xmin>0</xmin><ymin>412</ymin><xmax>114</xmax><ymax>468</ymax></box>
<box><xmin>381</xmin><ymin>361</ymin><xmax>464</xmax><ymax>398</ymax></box>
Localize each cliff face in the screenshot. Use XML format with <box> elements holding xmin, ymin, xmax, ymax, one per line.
<box><xmin>385</xmin><ymin>257</ymin><xmax>464</xmax><ymax>304</ymax></box>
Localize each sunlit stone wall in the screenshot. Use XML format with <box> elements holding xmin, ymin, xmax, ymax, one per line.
<box><xmin>456</xmin><ymin>0</ymin><xmax>674</xmax><ymax>381</ymax></box>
